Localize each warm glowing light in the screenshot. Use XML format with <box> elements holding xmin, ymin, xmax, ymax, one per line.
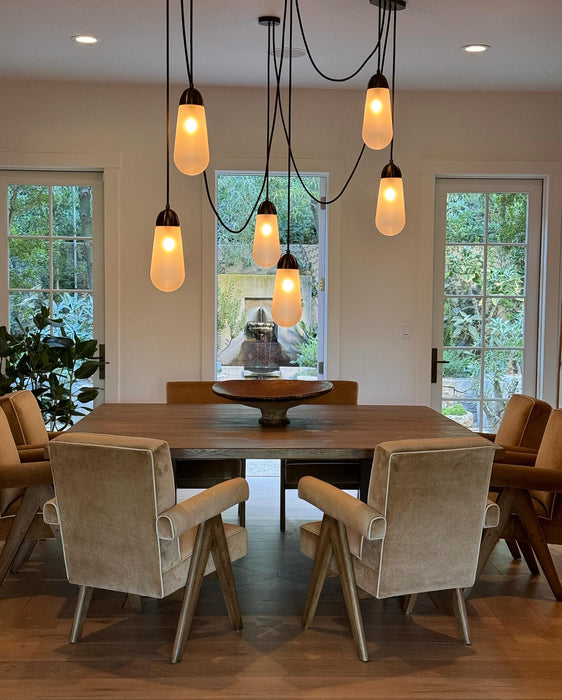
<box><xmin>253</xmin><ymin>207</ymin><xmax>280</xmax><ymax>268</ymax></box>
<box><xmin>462</xmin><ymin>44</ymin><xmax>490</xmax><ymax>53</ymax></box>
<box><xmin>150</xmin><ymin>223</ymin><xmax>185</xmax><ymax>292</ymax></box>
<box><xmin>174</xmin><ymin>103</ymin><xmax>210</xmax><ymax>175</ymax></box>
<box><xmin>384</xmin><ymin>187</ymin><xmax>397</xmax><ymax>202</ymax></box>
<box><xmin>184</xmin><ymin>117</ymin><xmax>198</xmax><ymax>133</ymax></box>
<box><xmin>362</xmin><ymin>73</ymin><xmax>393</xmax><ymax>150</ymax></box>
<box><xmin>272</xmin><ymin>266</ymin><xmax>302</xmax><ymax>327</ymax></box>
<box><xmin>376</xmin><ymin>176</ymin><xmax>405</xmax><ymax>237</ymax></box>
<box><xmin>72</xmin><ymin>35</ymin><xmax>98</xmax><ymax>45</ymax></box>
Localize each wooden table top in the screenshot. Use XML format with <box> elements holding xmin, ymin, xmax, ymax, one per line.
<box><xmin>71</xmin><ymin>403</ymin><xmax>477</xmax><ymax>460</ymax></box>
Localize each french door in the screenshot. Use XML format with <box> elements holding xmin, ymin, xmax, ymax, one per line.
<box><xmin>431</xmin><ymin>178</ymin><xmax>542</xmax><ymax>432</ymax></box>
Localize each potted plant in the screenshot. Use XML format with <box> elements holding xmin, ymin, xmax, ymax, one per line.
<box><xmin>0</xmin><ymin>305</ymin><xmax>104</xmax><ymax>430</ymax></box>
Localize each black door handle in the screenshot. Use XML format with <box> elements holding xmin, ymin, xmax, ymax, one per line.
<box><xmin>431</xmin><ymin>347</ymin><xmax>449</xmax><ymax>384</ymax></box>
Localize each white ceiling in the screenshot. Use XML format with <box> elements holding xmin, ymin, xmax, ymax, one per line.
<box><xmin>1</xmin><ymin>0</ymin><xmax>561</xmax><ymax>91</ymax></box>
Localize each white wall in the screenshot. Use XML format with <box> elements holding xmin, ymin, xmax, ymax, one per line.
<box><xmin>0</xmin><ymin>80</ymin><xmax>560</xmax><ymax>404</ymax></box>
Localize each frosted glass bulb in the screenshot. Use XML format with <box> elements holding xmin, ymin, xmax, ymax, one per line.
<box><xmin>272</xmin><ymin>266</ymin><xmax>302</xmax><ymax>327</ymax></box>
<box><xmin>376</xmin><ymin>176</ymin><xmax>405</xmax><ymax>236</ymax></box>
<box><xmin>150</xmin><ymin>217</ymin><xmax>185</xmax><ymax>292</ymax></box>
<box><xmin>362</xmin><ymin>73</ymin><xmax>393</xmax><ymax>150</ymax></box>
<box><xmin>253</xmin><ymin>206</ymin><xmax>280</xmax><ymax>268</ymax></box>
<box><xmin>174</xmin><ymin>103</ymin><xmax>210</xmax><ymax>175</ymax></box>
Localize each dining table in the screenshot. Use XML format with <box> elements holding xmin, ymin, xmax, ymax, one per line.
<box><xmin>70</xmin><ymin>402</ymin><xmax>483</xmax><ymax>501</ymax></box>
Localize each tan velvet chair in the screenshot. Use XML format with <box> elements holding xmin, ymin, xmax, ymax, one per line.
<box><xmin>478</xmin><ymin>394</ymin><xmax>552</xmax><ymax>570</ymax></box>
<box><xmin>0</xmin><ymin>410</ymin><xmax>54</xmax><ymax>585</ymax></box>
<box><xmin>166</xmin><ymin>381</ymin><xmax>246</xmax><ymax>526</ymax></box>
<box><xmin>44</xmin><ymin>432</ymin><xmax>249</xmax><ymax>663</ymax></box>
<box><xmin>475</xmin><ymin>408</ymin><xmax>562</xmax><ymax>601</ymax></box>
<box><xmin>479</xmin><ymin>393</ymin><xmax>551</xmax><ymax>464</ymax></box>
<box><xmin>280</xmin><ymin>380</ymin><xmax>360</xmax><ymax>532</ymax></box>
<box><xmin>299</xmin><ymin>436</ymin><xmax>499</xmax><ymax>661</ymax></box>
<box><xmin>0</xmin><ymin>389</ymin><xmax>63</xmax><ymax>449</ymax></box>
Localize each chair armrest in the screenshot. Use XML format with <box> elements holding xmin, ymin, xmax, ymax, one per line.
<box><xmin>43</xmin><ymin>498</ymin><xmax>60</xmax><ymax>525</ymax></box>
<box><xmin>47</xmin><ymin>431</ymin><xmax>65</xmax><ymax>440</ymax></box>
<box><xmin>0</xmin><ymin>461</ymin><xmax>52</xmax><ymax>489</ymax></box>
<box><xmin>17</xmin><ymin>446</ymin><xmax>48</xmax><ymax>462</ymax></box>
<box><xmin>484</xmin><ymin>499</ymin><xmax>500</xmax><ymax>528</ymax></box>
<box><xmin>491</xmin><ymin>464</ymin><xmax>562</xmax><ymax>492</ymax></box>
<box><xmin>156</xmin><ymin>477</ymin><xmax>249</xmax><ymax>540</ymax></box>
<box><xmin>493</xmin><ymin>448</ymin><xmax>537</xmax><ymax>466</ymax></box>
<box><xmin>298</xmin><ymin>476</ymin><xmax>386</xmax><ymax>540</ymax></box>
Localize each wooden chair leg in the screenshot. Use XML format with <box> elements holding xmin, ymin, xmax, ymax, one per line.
<box><xmin>467</xmin><ymin>488</ymin><xmax>517</xmax><ymax>598</ymax></box>
<box><xmin>451</xmin><ymin>588</ymin><xmax>471</xmax><ymax>645</ymax></box>
<box><xmin>10</xmin><ymin>538</ymin><xmax>37</xmax><ymax>573</ymax></box>
<box><xmin>210</xmin><ymin>515</ymin><xmax>242</xmax><ymax>631</ymax></box>
<box><xmin>171</xmin><ymin>520</ymin><xmax>214</xmax><ymax>664</ymax></box>
<box><xmin>0</xmin><ymin>484</ymin><xmax>53</xmax><ymax>585</ymax></box>
<box><xmin>517</xmin><ymin>540</ymin><xmax>540</xmax><ymax>575</ymax></box>
<box><xmin>70</xmin><ymin>585</ymin><xmax>94</xmax><ymax>643</ymax></box>
<box><xmin>302</xmin><ymin>516</ymin><xmax>333</xmax><ymax>629</ymax></box>
<box><xmin>280</xmin><ymin>463</ymin><xmax>287</xmax><ymax>532</ymax></box>
<box><xmin>125</xmin><ymin>594</ymin><xmax>143</xmax><ymax>612</ymax></box>
<box><xmin>512</xmin><ymin>489</ymin><xmax>562</xmax><ymax>601</ymax></box>
<box><xmin>403</xmin><ymin>593</ymin><xmax>417</xmax><ymax>615</ymax></box>
<box><xmin>330</xmin><ymin>517</ymin><xmax>369</xmax><ymax>662</ymax></box>
<box><xmin>505</xmin><ymin>538</ymin><xmax>522</xmax><ymax>559</ymax></box>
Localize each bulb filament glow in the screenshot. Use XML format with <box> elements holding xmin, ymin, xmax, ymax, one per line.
<box><xmin>184</xmin><ymin>117</ymin><xmax>198</xmax><ymax>133</ymax></box>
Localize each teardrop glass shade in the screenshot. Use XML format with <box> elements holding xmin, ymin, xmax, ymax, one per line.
<box><xmin>272</xmin><ymin>267</ymin><xmax>302</xmax><ymax>327</ymax></box>
<box><xmin>253</xmin><ymin>212</ymin><xmax>280</xmax><ymax>268</ymax></box>
<box><xmin>375</xmin><ymin>176</ymin><xmax>405</xmax><ymax>236</ymax></box>
<box><xmin>362</xmin><ymin>81</ymin><xmax>393</xmax><ymax>150</ymax></box>
<box><xmin>174</xmin><ymin>104</ymin><xmax>210</xmax><ymax>175</ymax></box>
<box><xmin>150</xmin><ymin>223</ymin><xmax>185</xmax><ymax>292</ymax></box>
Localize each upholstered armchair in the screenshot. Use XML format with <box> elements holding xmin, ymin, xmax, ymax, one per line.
<box><xmin>475</xmin><ymin>408</ymin><xmax>562</xmax><ymax>601</ymax></box>
<box><xmin>0</xmin><ymin>389</ymin><xmax>64</xmax><ymax>451</ymax></box>
<box><xmin>280</xmin><ymin>380</ymin><xmax>361</xmax><ymax>531</ymax></box>
<box><xmin>299</xmin><ymin>437</ymin><xmax>499</xmax><ymax>661</ymax></box>
<box><xmin>166</xmin><ymin>381</ymin><xmax>246</xmax><ymax>526</ymax></box>
<box><xmin>44</xmin><ymin>432</ymin><xmax>249</xmax><ymax>663</ymax></box>
<box><xmin>480</xmin><ymin>393</ymin><xmax>551</xmax><ymax>465</ymax></box>
<box><xmin>0</xmin><ymin>410</ymin><xmax>54</xmax><ymax>585</ymax></box>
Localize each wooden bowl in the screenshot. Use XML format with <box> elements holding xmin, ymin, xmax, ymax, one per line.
<box><xmin>212</xmin><ymin>379</ymin><xmax>334</xmax><ymax>426</ymax></box>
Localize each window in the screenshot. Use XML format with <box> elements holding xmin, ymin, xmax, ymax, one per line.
<box><xmin>215</xmin><ymin>171</ymin><xmax>327</xmax><ymax>380</ymax></box>
<box><xmin>432</xmin><ymin>179</ymin><xmax>542</xmax><ymax>431</ymax></box>
<box><xmin>0</xmin><ymin>171</ymin><xmax>104</xmax><ymax>341</ymax></box>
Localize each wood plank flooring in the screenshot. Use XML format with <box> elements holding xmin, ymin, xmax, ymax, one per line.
<box><xmin>2</xmin><ymin>476</ymin><xmax>562</xmax><ymax>699</ymax></box>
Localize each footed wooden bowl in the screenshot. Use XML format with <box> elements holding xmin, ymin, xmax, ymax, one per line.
<box><xmin>212</xmin><ymin>379</ymin><xmax>333</xmax><ymax>426</ymax></box>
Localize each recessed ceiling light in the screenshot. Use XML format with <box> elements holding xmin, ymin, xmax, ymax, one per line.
<box><xmin>462</xmin><ymin>44</ymin><xmax>490</xmax><ymax>53</ymax></box>
<box><xmin>270</xmin><ymin>47</ymin><xmax>306</xmax><ymax>59</ymax></box>
<box><xmin>72</xmin><ymin>35</ymin><xmax>99</xmax><ymax>45</ymax></box>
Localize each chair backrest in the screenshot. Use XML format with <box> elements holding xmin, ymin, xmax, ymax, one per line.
<box><xmin>48</xmin><ymin>432</ymin><xmax>179</xmax><ymax>598</ymax></box>
<box><xmin>530</xmin><ymin>409</ymin><xmax>562</xmax><ymax>518</ymax></box>
<box><xmin>166</xmin><ymin>381</ymin><xmax>232</xmax><ymax>404</ymax></box>
<box><xmin>364</xmin><ymin>436</ymin><xmax>495</xmax><ymax>599</ymax></box>
<box><xmin>0</xmin><ymin>390</ymin><xmax>49</xmax><ymax>446</ymax></box>
<box><xmin>307</xmin><ymin>380</ymin><xmax>358</xmax><ymax>405</ymax></box>
<box><xmin>495</xmin><ymin>394</ymin><xmax>551</xmax><ymax>449</ymax></box>
<box><xmin>0</xmin><ymin>410</ymin><xmax>24</xmax><ymax>515</ymax></box>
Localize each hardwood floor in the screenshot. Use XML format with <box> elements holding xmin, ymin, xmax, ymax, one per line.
<box><xmin>2</xmin><ymin>476</ymin><xmax>562</xmax><ymax>699</ymax></box>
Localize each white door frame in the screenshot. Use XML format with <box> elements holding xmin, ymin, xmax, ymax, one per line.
<box><xmin>417</xmin><ymin>160</ymin><xmax>562</xmax><ymax>408</ymax></box>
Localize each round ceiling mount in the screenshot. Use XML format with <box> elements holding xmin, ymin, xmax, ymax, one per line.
<box><xmin>258</xmin><ymin>16</ymin><xmax>281</xmax><ymax>27</ymax></box>
<box><xmin>369</xmin><ymin>0</ymin><xmax>407</xmax><ymax>10</ymax></box>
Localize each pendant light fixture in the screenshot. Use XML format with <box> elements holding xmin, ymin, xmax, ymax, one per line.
<box><xmin>375</xmin><ymin>1</ymin><xmax>406</xmax><ymax>236</ymax></box>
<box><xmin>150</xmin><ymin>0</ymin><xmax>185</xmax><ymax>292</ymax></box>
<box><xmin>362</xmin><ymin>1</ymin><xmax>400</xmax><ymax>150</ymax></box>
<box><xmin>253</xmin><ymin>17</ymin><xmax>281</xmax><ymax>269</ymax></box>
<box><xmin>173</xmin><ymin>0</ymin><xmax>210</xmax><ymax>176</ymax></box>
<box><xmin>272</xmin><ymin>0</ymin><xmax>302</xmax><ymax>328</ymax></box>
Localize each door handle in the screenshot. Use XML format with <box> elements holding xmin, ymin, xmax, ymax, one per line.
<box><xmin>431</xmin><ymin>347</ymin><xmax>449</xmax><ymax>384</ymax></box>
